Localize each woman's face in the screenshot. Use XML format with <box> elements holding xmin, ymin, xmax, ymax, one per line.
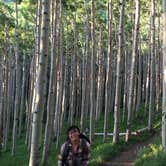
<box><xmin>68</xmin><ymin>129</ymin><xmax>80</xmax><ymax>142</ymax></box>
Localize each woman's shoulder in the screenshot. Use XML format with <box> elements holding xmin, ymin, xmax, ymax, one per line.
<box><xmin>61</xmin><ymin>140</ymin><xmax>70</xmax><ymax>150</ymax></box>
<box><xmin>80</xmin><ymin>137</ymin><xmax>90</xmax><ymax>148</ymax></box>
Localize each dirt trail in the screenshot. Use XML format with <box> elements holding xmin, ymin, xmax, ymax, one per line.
<box><xmin>102</xmin><ymin>135</ymin><xmax>156</xmax><ymax>166</ymax></box>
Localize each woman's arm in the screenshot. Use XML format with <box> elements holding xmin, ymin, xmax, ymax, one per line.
<box><xmin>58</xmin><ymin>142</ymin><xmax>68</xmax><ymax>166</ymax></box>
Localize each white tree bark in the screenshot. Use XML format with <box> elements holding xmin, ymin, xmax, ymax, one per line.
<box><xmin>113</xmin><ymin>0</ymin><xmax>125</xmax><ymax>144</ymax></box>
<box><xmin>80</xmin><ymin>0</ymin><xmax>89</xmax><ymax>132</ymax></box>
<box><xmin>90</xmin><ymin>0</ymin><xmax>96</xmax><ymax>142</ymax></box>
<box><xmin>12</xmin><ymin>0</ymin><xmax>21</xmax><ymax>155</ymax></box>
<box><xmin>69</xmin><ymin>2</ymin><xmax>77</xmax><ymax>125</ymax></box>
<box><xmin>18</xmin><ymin>54</ymin><xmax>26</xmax><ymax>137</ymax></box>
<box><xmin>162</xmin><ymin>0</ymin><xmax>166</xmax><ymax>152</ymax></box>
<box><xmin>96</xmin><ymin>27</ymin><xmax>104</xmax><ymax>120</ymax></box>
<box><xmin>136</xmin><ymin>37</ymin><xmax>142</xmax><ymax>116</ymax></box>
<box><xmin>42</xmin><ymin>0</ymin><xmax>58</xmax><ymax>164</ymax></box>
<box><xmin>29</xmin><ymin>0</ymin><xmax>50</xmax><ymax>165</ymax></box>
<box><xmin>0</xmin><ymin>53</ymin><xmax>3</xmax><ymax>150</ymax></box>
<box><xmin>148</xmin><ymin>0</ymin><xmax>155</xmax><ymax>131</ymax></box>
<box><xmin>103</xmin><ymin>0</ymin><xmax>112</xmax><ymax>142</ymax></box>
<box><xmin>126</xmin><ymin>0</ymin><xmax>140</xmax><ymax>142</ymax></box>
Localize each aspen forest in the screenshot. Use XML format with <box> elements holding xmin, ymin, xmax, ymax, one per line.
<box><xmin>1</xmin><ymin>0</ymin><xmax>166</xmax><ymax>165</ymax></box>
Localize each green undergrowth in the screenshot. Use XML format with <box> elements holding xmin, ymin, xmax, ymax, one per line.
<box><xmin>89</xmin><ymin>130</ymin><xmax>155</xmax><ymax>166</ymax></box>
<box><xmin>134</xmin><ymin>133</ymin><xmax>166</xmax><ymax>166</ymax></box>
<box><xmin>0</xmin><ymin>105</ymin><xmax>162</xmax><ymax>166</ymax></box>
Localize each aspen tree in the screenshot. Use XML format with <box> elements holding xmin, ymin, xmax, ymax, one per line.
<box><xmin>12</xmin><ymin>0</ymin><xmax>21</xmax><ymax>155</ymax></box>
<box><xmin>96</xmin><ymin>27</ymin><xmax>104</xmax><ymax>120</ymax></box>
<box><xmin>69</xmin><ymin>0</ymin><xmax>77</xmax><ymax>125</ymax></box>
<box><xmin>18</xmin><ymin>54</ymin><xmax>26</xmax><ymax>137</ymax></box>
<box><xmin>126</xmin><ymin>0</ymin><xmax>140</xmax><ymax>142</ymax></box>
<box><xmin>42</xmin><ymin>0</ymin><xmax>58</xmax><ymax>164</ymax></box>
<box><xmin>29</xmin><ymin>0</ymin><xmax>50</xmax><ymax>165</ymax></box>
<box><xmin>55</xmin><ymin>0</ymin><xmax>63</xmax><ymax>148</ymax></box>
<box><xmin>148</xmin><ymin>0</ymin><xmax>155</xmax><ymax>131</ymax></box>
<box><xmin>90</xmin><ymin>0</ymin><xmax>96</xmax><ymax>143</ymax></box>
<box><xmin>81</xmin><ymin>0</ymin><xmax>89</xmax><ymax>132</ymax></box>
<box><xmin>103</xmin><ymin>0</ymin><xmax>112</xmax><ymax>142</ymax></box>
<box><xmin>113</xmin><ymin>0</ymin><xmax>125</xmax><ymax>144</ymax></box>
<box><xmin>162</xmin><ymin>0</ymin><xmax>166</xmax><ymax>152</ymax></box>
<box><xmin>25</xmin><ymin>0</ymin><xmax>42</xmax><ymax>149</ymax></box>
<box><xmin>0</xmin><ymin>54</ymin><xmax>3</xmax><ymax>150</ymax></box>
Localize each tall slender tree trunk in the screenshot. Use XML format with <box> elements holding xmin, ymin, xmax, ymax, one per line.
<box><xmin>42</xmin><ymin>0</ymin><xmax>58</xmax><ymax>164</ymax></box>
<box><xmin>122</xmin><ymin>48</ymin><xmax>128</xmax><ymax>122</ymax></box>
<box><xmin>162</xmin><ymin>0</ymin><xmax>166</xmax><ymax>152</ymax></box>
<box><xmin>55</xmin><ymin>0</ymin><xmax>63</xmax><ymax>148</ymax></box>
<box><xmin>96</xmin><ymin>27</ymin><xmax>104</xmax><ymax>120</ymax></box>
<box><xmin>155</xmin><ymin>8</ymin><xmax>161</xmax><ymax>112</ymax></box>
<box><xmin>0</xmin><ymin>54</ymin><xmax>3</xmax><ymax>150</ymax></box>
<box><xmin>144</xmin><ymin>51</ymin><xmax>150</xmax><ymax>115</ymax></box>
<box><xmin>103</xmin><ymin>0</ymin><xmax>112</xmax><ymax>142</ymax></box>
<box><xmin>29</xmin><ymin>0</ymin><xmax>50</xmax><ymax>165</ymax></box>
<box><xmin>81</xmin><ymin>0</ymin><xmax>89</xmax><ymax>133</ymax></box>
<box><xmin>18</xmin><ymin>54</ymin><xmax>26</xmax><ymax>137</ymax></box>
<box><xmin>69</xmin><ymin>2</ymin><xmax>77</xmax><ymax>125</ymax></box>
<box><xmin>113</xmin><ymin>0</ymin><xmax>125</xmax><ymax>144</ymax></box>
<box><xmin>90</xmin><ymin>0</ymin><xmax>96</xmax><ymax>143</ymax></box>
<box><xmin>25</xmin><ymin>57</ymin><xmax>35</xmax><ymax>149</ymax></box>
<box><xmin>148</xmin><ymin>0</ymin><xmax>155</xmax><ymax>131</ymax></box>
<box><xmin>126</xmin><ymin>0</ymin><xmax>140</xmax><ymax>142</ymax></box>
<box><xmin>12</xmin><ymin>0</ymin><xmax>21</xmax><ymax>155</ymax></box>
<box><xmin>29</xmin><ymin>0</ymin><xmax>42</xmax><ymax>140</ymax></box>
<box><xmin>136</xmin><ymin>36</ymin><xmax>142</xmax><ymax>116</ymax></box>
<box><xmin>4</xmin><ymin>45</ymin><xmax>13</xmax><ymax>150</ymax></box>
<box><xmin>2</xmin><ymin>56</ymin><xmax>6</xmax><ymax>150</ymax></box>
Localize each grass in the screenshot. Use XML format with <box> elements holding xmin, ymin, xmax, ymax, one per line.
<box><xmin>0</xmin><ymin>138</ymin><xmax>29</xmax><ymax>166</ymax></box>
<box><xmin>0</xmin><ymin>105</ymin><xmax>162</xmax><ymax>166</ymax></box>
<box><xmin>134</xmin><ymin>133</ymin><xmax>166</xmax><ymax>166</ymax></box>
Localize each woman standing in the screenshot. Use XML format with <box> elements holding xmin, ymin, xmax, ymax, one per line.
<box><xmin>58</xmin><ymin>125</ymin><xmax>90</xmax><ymax>166</ymax></box>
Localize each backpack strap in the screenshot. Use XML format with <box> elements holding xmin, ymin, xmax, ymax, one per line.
<box><xmin>61</xmin><ymin>141</ymin><xmax>70</xmax><ymax>164</ymax></box>
<box><xmin>80</xmin><ymin>138</ymin><xmax>90</xmax><ymax>162</ymax></box>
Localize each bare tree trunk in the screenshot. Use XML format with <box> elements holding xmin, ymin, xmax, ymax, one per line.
<box><xmin>18</xmin><ymin>54</ymin><xmax>26</xmax><ymax>137</ymax></box>
<box><xmin>162</xmin><ymin>0</ymin><xmax>166</xmax><ymax>152</ymax></box>
<box><xmin>148</xmin><ymin>0</ymin><xmax>155</xmax><ymax>131</ymax></box>
<box><xmin>60</xmin><ymin>38</ymin><xmax>68</xmax><ymax>130</ymax></box>
<box><xmin>69</xmin><ymin>2</ymin><xmax>77</xmax><ymax>125</ymax></box>
<box><xmin>0</xmin><ymin>53</ymin><xmax>3</xmax><ymax>150</ymax></box>
<box><xmin>55</xmin><ymin>0</ymin><xmax>63</xmax><ymax>148</ymax></box>
<box><xmin>80</xmin><ymin>0</ymin><xmax>89</xmax><ymax>133</ymax></box>
<box><xmin>122</xmin><ymin>49</ymin><xmax>128</xmax><ymax>122</ymax></box>
<box><xmin>27</xmin><ymin>0</ymin><xmax>42</xmax><ymax>147</ymax></box>
<box><xmin>42</xmin><ymin>0</ymin><xmax>58</xmax><ymax>164</ymax></box>
<box><xmin>4</xmin><ymin>46</ymin><xmax>14</xmax><ymax>151</ymax></box>
<box><xmin>113</xmin><ymin>0</ymin><xmax>125</xmax><ymax>144</ymax></box>
<box><xmin>103</xmin><ymin>0</ymin><xmax>112</xmax><ymax>142</ymax></box>
<box><xmin>2</xmin><ymin>58</ymin><xmax>6</xmax><ymax>150</ymax></box>
<box><xmin>155</xmin><ymin>9</ymin><xmax>161</xmax><ymax>112</ymax></box>
<box><xmin>25</xmin><ymin>56</ymin><xmax>35</xmax><ymax>149</ymax></box>
<box><xmin>144</xmin><ymin>51</ymin><xmax>150</xmax><ymax>115</ymax></box>
<box><xmin>12</xmin><ymin>0</ymin><xmax>21</xmax><ymax>155</ymax></box>
<box><xmin>136</xmin><ymin>36</ymin><xmax>142</xmax><ymax>116</ymax></box>
<box><xmin>96</xmin><ymin>27</ymin><xmax>104</xmax><ymax>120</ymax></box>
<box><xmin>126</xmin><ymin>0</ymin><xmax>140</xmax><ymax>142</ymax></box>
<box><xmin>90</xmin><ymin>0</ymin><xmax>96</xmax><ymax>143</ymax></box>
<box><xmin>29</xmin><ymin>0</ymin><xmax>50</xmax><ymax>165</ymax></box>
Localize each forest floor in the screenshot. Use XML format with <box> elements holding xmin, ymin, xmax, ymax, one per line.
<box><xmin>102</xmin><ymin>132</ymin><xmax>158</xmax><ymax>166</ymax></box>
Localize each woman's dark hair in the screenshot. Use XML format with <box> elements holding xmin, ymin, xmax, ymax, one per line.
<box><xmin>67</xmin><ymin>125</ymin><xmax>90</xmax><ymax>144</ymax></box>
<box><xmin>67</xmin><ymin>125</ymin><xmax>80</xmax><ymax>135</ymax></box>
